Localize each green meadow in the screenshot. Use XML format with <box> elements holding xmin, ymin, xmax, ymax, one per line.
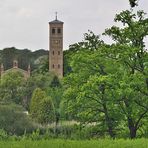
<box><xmin>0</xmin><ymin>139</ymin><xmax>148</xmax><ymax>148</ymax></box>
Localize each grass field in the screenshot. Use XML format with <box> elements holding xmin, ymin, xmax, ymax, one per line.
<box><xmin>0</xmin><ymin>139</ymin><xmax>148</xmax><ymax>148</ymax></box>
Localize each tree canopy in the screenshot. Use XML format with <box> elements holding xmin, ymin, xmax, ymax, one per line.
<box><xmin>63</xmin><ymin>9</ymin><xmax>148</xmax><ymax>139</ymax></box>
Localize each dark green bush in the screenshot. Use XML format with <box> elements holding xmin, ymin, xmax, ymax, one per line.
<box><xmin>0</xmin><ymin>104</ymin><xmax>35</xmax><ymax>135</ymax></box>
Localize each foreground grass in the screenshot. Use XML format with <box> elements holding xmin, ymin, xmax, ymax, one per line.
<box><xmin>0</xmin><ymin>139</ymin><xmax>148</xmax><ymax>148</ymax></box>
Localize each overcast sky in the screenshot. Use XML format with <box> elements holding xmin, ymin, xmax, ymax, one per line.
<box><xmin>0</xmin><ymin>0</ymin><xmax>147</xmax><ymax>51</ymax></box>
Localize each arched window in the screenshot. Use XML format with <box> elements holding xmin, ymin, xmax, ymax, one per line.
<box><xmin>52</xmin><ymin>64</ymin><xmax>55</xmax><ymax>69</ymax></box>
<box><xmin>58</xmin><ymin>51</ymin><xmax>60</xmax><ymax>55</ymax></box>
<box><xmin>52</xmin><ymin>28</ymin><xmax>55</xmax><ymax>34</ymax></box>
<box><xmin>52</xmin><ymin>51</ymin><xmax>54</xmax><ymax>55</ymax></box>
<box><xmin>58</xmin><ymin>64</ymin><xmax>60</xmax><ymax>69</ymax></box>
<box><xmin>58</xmin><ymin>28</ymin><xmax>61</xmax><ymax>34</ymax></box>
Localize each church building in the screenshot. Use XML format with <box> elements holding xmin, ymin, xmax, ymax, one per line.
<box><xmin>0</xmin><ymin>60</ymin><xmax>30</xmax><ymax>79</ymax></box>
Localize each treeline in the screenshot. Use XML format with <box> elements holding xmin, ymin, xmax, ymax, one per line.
<box><xmin>0</xmin><ymin>47</ymin><xmax>48</xmax><ymax>71</ymax></box>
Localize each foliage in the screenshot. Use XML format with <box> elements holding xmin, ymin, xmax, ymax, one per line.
<box><xmin>104</xmin><ymin>10</ymin><xmax>148</xmax><ymax>138</ymax></box>
<box><xmin>63</xmin><ymin>9</ymin><xmax>148</xmax><ymax>139</ymax></box>
<box><xmin>24</xmin><ymin>72</ymin><xmax>54</xmax><ymax>109</ymax></box>
<box><xmin>129</xmin><ymin>0</ymin><xmax>138</xmax><ymax>7</ymax></box>
<box><xmin>0</xmin><ymin>129</ymin><xmax>8</xmax><ymax>141</ymax></box>
<box><xmin>39</xmin><ymin>97</ymin><xmax>55</xmax><ymax>124</ymax></box>
<box><xmin>50</xmin><ymin>75</ymin><xmax>61</xmax><ymax>88</ymax></box>
<box><xmin>63</xmin><ymin>31</ymin><xmax>104</xmax><ymax>76</ymax></box>
<box><xmin>30</xmin><ymin>88</ymin><xmax>46</xmax><ymax>120</ymax></box>
<box><xmin>0</xmin><ymin>71</ymin><xmax>25</xmax><ymax>104</ymax></box>
<box><xmin>0</xmin><ymin>47</ymin><xmax>48</xmax><ymax>71</ymax></box>
<box><xmin>47</xmin><ymin>76</ymin><xmax>64</xmax><ymax>134</ymax></box>
<box><xmin>63</xmin><ymin>33</ymin><xmax>121</xmax><ymax>138</ymax></box>
<box><xmin>33</xmin><ymin>55</ymin><xmax>49</xmax><ymax>73</ymax></box>
<box><xmin>30</xmin><ymin>88</ymin><xmax>55</xmax><ymax>124</ymax></box>
<box><xmin>29</xmin><ymin>129</ymin><xmax>41</xmax><ymax>141</ymax></box>
<box><xmin>0</xmin><ymin>104</ymin><xmax>35</xmax><ymax>135</ymax></box>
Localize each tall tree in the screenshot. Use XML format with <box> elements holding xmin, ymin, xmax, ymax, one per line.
<box><xmin>24</xmin><ymin>72</ymin><xmax>54</xmax><ymax>109</ymax></box>
<box><xmin>63</xmin><ymin>34</ymin><xmax>122</xmax><ymax>138</ymax></box>
<box><xmin>30</xmin><ymin>88</ymin><xmax>55</xmax><ymax>124</ymax></box>
<box><xmin>0</xmin><ymin>71</ymin><xmax>25</xmax><ymax>104</ymax></box>
<box><xmin>48</xmin><ymin>76</ymin><xmax>63</xmax><ymax>135</ymax></box>
<box><xmin>104</xmin><ymin>10</ymin><xmax>148</xmax><ymax>138</ymax></box>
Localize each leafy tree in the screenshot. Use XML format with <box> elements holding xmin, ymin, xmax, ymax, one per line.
<box><xmin>33</xmin><ymin>55</ymin><xmax>49</xmax><ymax>73</ymax></box>
<box><xmin>104</xmin><ymin>10</ymin><xmax>148</xmax><ymax>138</ymax></box>
<box><xmin>30</xmin><ymin>88</ymin><xmax>55</xmax><ymax>124</ymax></box>
<box><xmin>63</xmin><ymin>33</ymin><xmax>122</xmax><ymax>138</ymax></box>
<box><xmin>24</xmin><ymin>72</ymin><xmax>54</xmax><ymax>109</ymax></box>
<box><xmin>63</xmin><ymin>8</ymin><xmax>148</xmax><ymax>138</ymax></box>
<box><xmin>48</xmin><ymin>76</ymin><xmax>63</xmax><ymax>134</ymax></box>
<box><xmin>38</xmin><ymin>96</ymin><xmax>55</xmax><ymax>124</ymax></box>
<box><xmin>0</xmin><ymin>71</ymin><xmax>25</xmax><ymax>104</ymax></box>
<box><xmin>63</xmin><ymin>31</ymin><xmax>104</xmax><ymax>76</ymax></box>
<box><xmin>50</xmin><ymin>75</ymin><xmax>61</xmax><ymax>88</ymax></box>
<box><xmin>0</xmin><ymin>103</ymin><xmax>35</xmax><ymax>135</ymax></box>
<box><xmin>30</xmin><ymin>88</ymin><xmax>46</xmax><ymax>120</ymax></box>
<box><xmin>63</xmin><ymin>50</ymin><xmax>73</xmax><ymax>76</ymax></box>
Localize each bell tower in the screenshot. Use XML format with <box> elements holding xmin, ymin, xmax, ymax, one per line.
<box><xmin>49</xmin><ymin>12</ymin><xmax>64</xmax><ymax>78</ymax></box>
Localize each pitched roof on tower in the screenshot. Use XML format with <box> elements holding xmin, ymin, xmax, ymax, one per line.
<box><xmin>49</xmin><ymin>19</ymin><xmax>64</xmax><ymax>24</ymax></box>
<box><xmin>49</xmin><ymin>12</ymin><xmax>64</xmax><ymax>24</ymax></box>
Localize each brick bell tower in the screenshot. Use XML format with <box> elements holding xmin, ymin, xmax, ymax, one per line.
<box><xmin>49</xmin><ymin>12</ymin><xmax>64</xmax><ymax>78</ymax></box>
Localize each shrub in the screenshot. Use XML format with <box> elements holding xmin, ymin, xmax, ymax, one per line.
<box><xmin>0</xmin><ymin>129</ymin><xmax>8</xmax><ymax>140</ymax></box>
<box><xmin>38</xmin><ymin>97</ymin><xmax>55</xmax><ymax>124</ymax></box>
<box><xmin>30</xmin><ymin>88</ymin><xmax>55</xmax><ymax>124</ymax></box>
<box><xmin>29</xmin><ymin>129</ymin><xmax>41</xmax><ymax>140</ymax></box>
<box><xmin>0</xmin><ymin>104</ymin><xmax>35</xmax><ymax>135</ymax></box>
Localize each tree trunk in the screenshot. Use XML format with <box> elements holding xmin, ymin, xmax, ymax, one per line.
<box><xmin>100</xmin><ymin>84</ymin><xmax>116</xmax><ymax>138</ymax></box>
<box><xmin>108</xmin><ymin>122</ymin><xmax>116</xmax><ymax>139</ymax></box>
<box><xmin>54</xmin><ymin>112</ymin><xmax>60</xmax><ymax>136</ymax></box>
<box><xmin>103</xmin><ymin>101</ymin><xmax>115</xmax><ymax>138</ymax></box>
<box><xmin>127</xmin><ymin>116</ymin><xmax>137</xmax><ymax>139</ymax></box>
<box><xmin>124</xmin><ymin>99</ymin><xmax>137</xmax><ymax>139</ymax></box>
<box><xmin>129</xmin><ymin>126</ymin><xmax>137</xmax><ymax>139</ymax></box>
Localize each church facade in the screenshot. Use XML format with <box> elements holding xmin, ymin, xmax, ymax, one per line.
<box><xmin>0</xmin><ymin>60</ymin><xmax>30</xmax><ymax>79</ymax></box>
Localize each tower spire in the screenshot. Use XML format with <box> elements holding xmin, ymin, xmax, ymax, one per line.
<box><xmin>55</xmin><ymin>12</ymin><xmax>58</xmax><ymax>20</ymax></box>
